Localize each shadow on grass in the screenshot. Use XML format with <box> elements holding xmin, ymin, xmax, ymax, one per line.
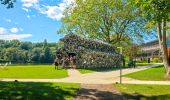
<box><xmin>78</xmin><ymin>67</ymin><xmax>124</xmax><ymax>72</ymax></box>
<box><xmin>0</xmin><ymin>82</ymin><xmax>78</xmax><ymax>100</ymax></box>
<box><xmin>75</xmin><ymin>88</ymin><xmax>124</xmax><ymax>100</ymax></box>
<box><xmin>122</xmin><ymin>93</ymin><xmax>170</xmax><ymax>100</ymax></box>
<box><xmin>75</xmin><ymin>87</ymin><xmax>170</xmax><ymax>100</ymax></box>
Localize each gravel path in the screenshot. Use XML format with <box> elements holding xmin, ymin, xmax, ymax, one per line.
<box><xmin>74</xmin><ymin>84</ymin><xmax>125</xmax><ymax>100</ymax></box>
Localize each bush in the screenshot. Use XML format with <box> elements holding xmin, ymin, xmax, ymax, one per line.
<box><xmin>153</xmin><ymin>58</ymin><xmax>161</xmax><ymax>63</ymax></box>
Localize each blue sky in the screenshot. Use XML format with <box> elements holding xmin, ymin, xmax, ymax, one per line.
<box><xmin>0</xmin><ymin>0</ymin><xmax>74</xmax><ymax>43</ymax></box>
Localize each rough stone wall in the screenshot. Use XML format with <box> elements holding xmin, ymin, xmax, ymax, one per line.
<box><xmin>56</xmin><ymin>34</ymin><xmax>122</xmax><ymax>68</ymax></box>
<box><xmin>76</xmin><ymin>49</ymin><xmax>121</xmax><ymax>68</ymax></box>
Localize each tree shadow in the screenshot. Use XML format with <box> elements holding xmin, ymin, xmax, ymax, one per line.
<box><xmin>75</xmin><ymin>88</ymin><xmax>125</xmax><ymax>100</ymax></box>
<box><xmin>0</xmin><ymin>82</ymin><xmax>79</xmax><ymax>100</ymax></box>
<box><xmin>79</xmin><ymin>67</ymin><xmax>123</xmax><ymax>72</ymax></box>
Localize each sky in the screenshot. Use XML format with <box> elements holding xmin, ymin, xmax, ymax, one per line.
<box><xmin>0</xmin><ymin>0</ymin><xmax>75</xmax><ymax>43</ymax></box>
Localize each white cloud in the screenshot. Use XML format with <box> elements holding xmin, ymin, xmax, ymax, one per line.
<box><xmin>41</xmin><ymin>6</ymin><xmax>64</xmax><ymax>20</ymax></box>
<box><xmin>0</xmin><ymin>34</ymin><xmax>32</xmax><ymax>40</ymax></box>
<box><xmin>0</xmin><ymin>27</ymin><xmax>7</xmax><ymax>34</ymax></box>
<box><xmin>22</xmin><ymin>8</ymin><xmax>29</xmax><ymax>12</ymax></box>
<box><xmin>10</xmin><ymin>27</ymin><xmax>19</xmax><ymax>33</ymax></box>
<box><xmin>0</xmin><ymin>27</ymin><xmax>32</xmax><ymax>40</ymax></box>
<box><xmin>26</xmin><ymin>15</ymin><xmax>31</xmax><ymax>19</ymax></box>
<box><xmin>21</xmin><ymin>0</ymin><xmax>39</xmax><ymax>7</ymax></box>
<box><xmin>21</xmin><ymin>0</ymin><xmax>75</xmax><ymax>21</ymax></box>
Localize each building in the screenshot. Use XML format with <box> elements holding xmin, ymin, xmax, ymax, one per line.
<box><xmin>137</xmin><ymin>39</ymin><xmax>170</xmax><ymax>63</ymax></box>
<box><xmin>56</xmin><ymin>34</ymin><xmax>121</xmax><ymax>68</ymax></box>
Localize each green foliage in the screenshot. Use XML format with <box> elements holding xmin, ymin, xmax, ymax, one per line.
<box><xmin>0</xmin><ymin>82</ymin><xmax>80</xmax><ymax>100</ymax></box>
<box><xmin>124</xmin><ymin>65</ymin><xmax>168</xmax><ymax>81</ymax></box>
<box><xmin>0</xmin><ymin>40</ymin><xmax>61</xmax><ymax>64</ymax></box>
<box><xmin>114</xmin><ymin>84</ymin><xmax>170</xmax><ymax>99</ymax></box>
<box><xmin>0</xmin><ymin>65</ymin><xmax>68</xmax><ymax>78</ymax></box>
<box><xmin>0</xmin><ymin>0</ymin><xmax>16</xmax><ymax>8</ymax></box>
<box><xmin>59</xmin><ymin>0</ymin><xmax>148</xmax><ymax>44</ymax></box>
<box><xmin>153</xmin><ymin>57</ymin><xmax>161</xmax><ymax>63</ymax></box>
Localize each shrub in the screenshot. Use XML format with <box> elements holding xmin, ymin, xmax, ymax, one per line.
<box><xmin>153</xmin><ymin>58</ymin><xmax>161</xmax><ymax>63</ymax></box>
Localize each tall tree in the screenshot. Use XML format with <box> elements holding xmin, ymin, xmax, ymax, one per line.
<box><xmin>129</xmin><ymin>0</ymin><xmax>170</xmax><ymax>77</ymax></box>
<box><xmin>59</xmin><ymin>0</ymin><xmax>151</xmax><ymax>44</ymax></box>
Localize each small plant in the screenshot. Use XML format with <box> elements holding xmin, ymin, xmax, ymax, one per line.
<box><xmin>153</xmin><ymin>58</ymin><xmax>161</xmax><ymax>63</ymax></box>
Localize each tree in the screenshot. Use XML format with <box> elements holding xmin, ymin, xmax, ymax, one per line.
<box><xmin>30</xmin><ymin>48</ymin><xmax>41</xmax><ymax>63</ymax></box>
<box><xmin>43</xmin><ymin>39</ymin><xmax>48</xmax><ymax>48</ymax></box>
<box><xmin>44</xmin><ymin>47</ymin><xmax>53</xmax><ymax>63</ymax></box>
<box><xmin>59</xmin><ymin>0</ymin><xmax>150</xmax><ymax>44</ymax></box>
<box><xmin>129</xmin><ymin>0</ymin><xmax>170</xmax><ymax>77</ymax></box>
<box><xmin>0</xmin><ymin>0</ymin><xmax>16</xmax><ymax>8</ymax></box>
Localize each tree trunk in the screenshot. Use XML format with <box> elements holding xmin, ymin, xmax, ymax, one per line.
<box><xmin>158</xmin><ymin>18</ymin><xmax>170</xmax><ymax>77</ymax></box>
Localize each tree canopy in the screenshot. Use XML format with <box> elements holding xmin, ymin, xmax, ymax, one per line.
<box><xmin>128</xmin><ymin>0</ymin><xmax>170</xmax><ymax>76</ymax></box>
<box><xmin>58</xmin><ymin>0</ymin><xmax>154</xmax><ymax>45</ymax></box>
<box><xmin>0</xmin><ymin>40</ymin><xmax>62</xmax><ymax>63</ymax></box>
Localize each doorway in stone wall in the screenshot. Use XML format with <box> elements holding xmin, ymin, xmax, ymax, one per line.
<box><xmin>68</xmin><ymin>53</ymin><xmax>76</xmax><ymax>68</ymax></box>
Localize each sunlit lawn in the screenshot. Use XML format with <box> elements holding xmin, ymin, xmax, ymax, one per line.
<box><xmin>114</xmin><ymin>84</ymin><xmax>170</xmax><ymax>100</ymax></box>
<box><xmin>0</xmin><ymin>82</ymin><xmax>80</xmax><ymax>100</ymax></box>
<box><xmin>78</xmin><ymin>69</ymin><xmax>96</xmax><ymax>74</ymax></box>
<box><xmin>78</xmin><ymin>63</ymin><xmax>156</xmax><ymax>74</ymax></box>
<box><xmin>136</xmin><ymin>63</ymin><xmax>155</xmax><ymax>66</ymax></box>
<box><xmin>0</xmin><ymin>65</ymin><xmax>68</xmax><ymax>79</ymax></box>
<box><xmin>78</xmin><ymin>67</ymin><xmax>120</xmax><ymax>74</ymax></box>
<box><xmin>124</xmin><ymin>65</ymin><xmax>168</xmax><ymax>81</ymax></box>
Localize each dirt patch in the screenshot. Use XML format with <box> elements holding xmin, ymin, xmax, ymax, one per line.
<box><xmin>74</xmin><ymin>84</ymin><xmax>126</xmax><ymax>100</ymax></box>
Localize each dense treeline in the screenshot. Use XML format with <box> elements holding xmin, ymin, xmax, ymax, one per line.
<box><xmin>0</xmin><ymin>39</ymin><xmax>61</xmax><ymax>64</ymax></box>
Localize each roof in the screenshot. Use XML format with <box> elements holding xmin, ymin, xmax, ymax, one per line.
<box><xmin>60</xmin><ymin>33</ymin><xmax>116</xmax><ymax>49</ymax></box>
<box><xmin>142</xmin><ymin>39</ymin><xmax>170</xmax><ymax>47</ymax></box>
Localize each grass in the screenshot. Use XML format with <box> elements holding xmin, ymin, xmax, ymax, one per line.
<box><xmin>78</xmin><ymin>63</ymin><xmax>156</xmax><ymax>74</ymax></box>
<box><xmin>78</xmin><ymin>69</ymin><xmax>96</xmax><ymax>74</ymax></box>
<box><xmin>114</xmin><ymin>84</ymin><xmax>170</xmax><ymax>100</ymax></box>
<box><xmin>0</xmin><ymin>82</ymin><xmax>80</xmax><ymax>100</ymax></box>
<box><xmin>136</xmin><ymin>63</ymin><xmax>155</xmax><ymax>66</ymax></box>
<box><xmin>124</xmin><ymin>65</ymin><xmax>168</xmax><ymax>81</ymax></box>
<box><xmin>0</xmin><ymin>65</ymin><xmax>68</xmax><ymax>79</ymax></box>
<box><xmin>78</xmin><ymin>67</ymin><xmax>120</xmax><ymax>74</ymax></box>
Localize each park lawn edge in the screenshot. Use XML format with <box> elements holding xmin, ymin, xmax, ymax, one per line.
<box><xmin>123</xmin><ymin>65</ymin><xmax>170</xmax><ymax>81</ymax></box>
<box><xmin>0</xmin><ymin>81</ymin><xmax>80</xmax><ymax>100</ymax></box>
<box><xmin>0</xmin><ymin>65</ymin><xmax>68</xmax><ymax>79</ymax></box>
<box><xmin>113</xmin><ymin>84</ymin><xmax>170</xmax><ymax>99</ymax></box>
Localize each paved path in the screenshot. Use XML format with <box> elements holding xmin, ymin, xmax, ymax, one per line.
<box><xmin>1</xmin><ymin>64</ymin><xmax>168</xmax><ymax>85</ymax></box>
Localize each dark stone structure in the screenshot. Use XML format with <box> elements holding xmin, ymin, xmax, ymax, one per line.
<box><xmin>56</xmin><ymin>34</ymin><xmax>121</xmax><ymax>69</ymax></box>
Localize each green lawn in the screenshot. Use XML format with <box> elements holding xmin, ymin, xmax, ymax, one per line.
<box><xmin>114</xmin><ymin>84</ymin><xmax>170</xmax><ymax>100</ymax></box>
<box><xmin>78</xmin><ymin>67</ymin><xmax>119</xmax><ymax>74</ymax></box>
<box><xmin>78</xmin><ymin>69</ymin><xmax>96</xmax><ymax>74</ymax></box>
<box><xmin>0</xmin><ymin>82</ymin><xmax>80</xmax><ymax>100</ymax></box>
<box><xmin>136</xmin><ymin>63</ymin><xmax>155</xmax><ymax>66</ymax></box>
<box><xmin>124</xmin><ymin>65</ymin><xmax>168</xmax><ymax>81</ymax></box>
<box><xmin>0</xmin><ymin>65</ymin><xmax>68</xmax><ymax>79</ymax></box>
<box><xmin>79</xmin><ymin>63</ymin><xmax>156</xmax><ymax>74</ymax></box>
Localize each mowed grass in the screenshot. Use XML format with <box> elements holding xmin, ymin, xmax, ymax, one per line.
<box><xmin>78</xmin><ymin>67</ymin><xmax>119</xmax><ymax>74</ymax></box>
<box><xmin>0</xmin><ymin>65</ymin><xmax>68</xmax><ymax>79</ymax></box>
<box><xmin>136</xmin><ymin>63</ymin><xmax>155</xmax><ymax>66</ymax></box>
<box><xmin>78</xmin><ymin>63</ymin><xmax>156</xmax><ymax>74</ymax></box>
<box><xmin>114</xmin><ymin>84</ymin><xmax>170</xmax><ymax>99</ymax></box>
<box><xmin>78</xmin><ymin>69</ymin><xmax>96</xmax><ymax>74</ymax></box>
<box><xmin>0</xmin><ymin>82</ymin><xmax>80</xmax><ymax>100</ymax></box>
<box><xmin>124</xmin><ymin>65</ymin><xmax>167</xmax><ymax>81</ymax></box>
